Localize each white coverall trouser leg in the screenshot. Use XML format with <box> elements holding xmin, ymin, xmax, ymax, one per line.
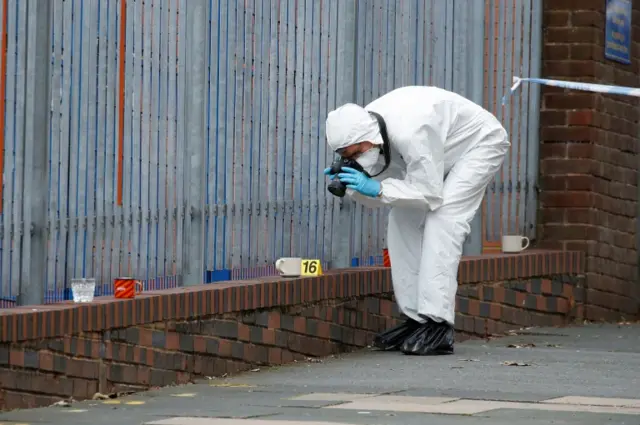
<box><xmin>386</xmin><ymin>123</ymin><xmax>510</xmax><ymax>326</ymax></box>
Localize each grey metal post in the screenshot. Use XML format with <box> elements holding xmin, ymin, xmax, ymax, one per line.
<box><xmin>331</xmin><ymin>0</ymin><xmax>358</xmax><ymax>269</ymax></box>
<box><xmin>462</xmin><ymin>0</ymin><xmax>485</xmax><ymax>256</ymax></box>
<box><xmin>18</xmin><ymin>0</ymin><xmax>51</xmax><ymax>306</ymax></box>
<box><xmin>636</xmin><ymin>124</ymin><xmax>640</xmax><ymax>314</ymax></box>
<box><xmin>183</xmin><ymin>0</ymin><xmax>208</xmax><ymax>286</ymax></box>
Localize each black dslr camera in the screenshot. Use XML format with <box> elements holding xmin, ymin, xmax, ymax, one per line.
<box><xmin>326</xmin><ymin>157</ymin><xmax>366</xmax><ymax>197</ymax></box>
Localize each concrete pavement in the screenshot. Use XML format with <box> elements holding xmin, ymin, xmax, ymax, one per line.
<box><xmin>0</xmin><ymin>322</ymin><xmax>638</xmax><ymax>425</ymax></box>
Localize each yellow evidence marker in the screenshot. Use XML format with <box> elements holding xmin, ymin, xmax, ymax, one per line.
<box><xmin>301</xmin><ymin>259</ymin><xmax>322</xmax><ymax>276</ymax></box>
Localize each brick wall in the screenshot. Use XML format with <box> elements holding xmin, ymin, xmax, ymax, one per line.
<box><xmin>539</xmin><ymin>0</ymin><xmax>640</xmax><ymax>321</ymax></box>
<box><xmin>0</xmin><ymin>251</ymin><xmax>583</xmax><ymax>411</ymax></box>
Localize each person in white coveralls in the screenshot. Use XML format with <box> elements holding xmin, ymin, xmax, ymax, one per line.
<box><xmin>324</xmin><ymin>86</ymin><xmax>510</xmax><ymax>355</ymax></box>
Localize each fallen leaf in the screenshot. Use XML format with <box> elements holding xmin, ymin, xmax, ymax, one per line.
<box><xmin>52</xmin><ymin>399</ymin><xmax>73</xmax><ymax>407</ymax></box>
<box><xmin>502</xmin><ymin>361</ymin><xmax>531</xmax><ymax>367</ymax></box>
<box><xmin>507</xmin><ymin>343</ymin><xmax>536</xmax><ymax>348</ymax></box>
<box><xmin>250</xmin><ymin>368</ymin><xmax>260</xmax><ymax>372</ymax></box>
<box><xmin>92</xmin><ymin>392</ymin><xmax>110</xmax><ymax>400</ymax></box>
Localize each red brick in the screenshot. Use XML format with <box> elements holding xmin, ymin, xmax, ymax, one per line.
<box><xmin>543</xmin><ymin>224</ymin><xmax>598</xmax><ymax>240</ymax></box>
<box><xmin>281</xmin><ymin>349</ymin><xmax>295</xmax><ymax>364</ymax></box>
<box><xmin>39</xmin><ymin>351</ymin><xmax>54</xmax><ymax>371</ymax></box>
<box><xmin>489</xmin><ymin>304</ymin><xmax>501</xmax><ymax>320</ymax></box>
<box><xmin>193</xmin><ymin>336</ymin><xmax>207</xmax><ymax>353</ymax></box>
<box><xmin>540</xmin><ymin>176</ymin><xmax>567</xmax><ymax>191</ymax></box>
<box><xmin>540</xmin><ymin>142</ymin><xmax>568</xmax><ymax>159</ymax></box>
<box><xmin>547</xmin><ymin>0</ymin><xmax>604</xmax><ymax>11</ymax></box>
<box><xmin>316</xmin><ymin>320</ymin><xmax>331</xmax><ymax>339</ymax></box>
<box><xmin>492</xmin><ymin>287</ymin><xmax>506</xmax><ymax>303</ymax></box>
<box><xmin>543</xmin><ymin>93</ymin><xmax>597</xmax><ymax>110</ymax></box>
<box><xmin>138</xmin><ymin>328</ymin><xmax>153</xmax><ymax>347</ymax></box>
<box><xmin>166</xmin><ymin>332</ymin><xmax>179</xmax><ymax>350</ymax></box>
<box><xmin>564</xmin><ymin>175</ymin><xmax>594</xmax><ymax>191</ymax></box>
<box><xmin>534</xmin><ymin>295</ymin><xmax>545</xmax><ymax>312</ymax></box>
<box><xmin>585</xmin><ymin>305</ymin><xmax>625</xmax><ymax>322</ymax></box>
<box><xmin>218</xmin><ymin>339</ymin><xmax>232</xmax><ymax>357</ymax></box>
<box><xmin>570</xmin><ymin>44</ymin><xmax>599</xmax><ymax>60</ymax></box>
<box><xmin>544</xmin><ymin>60</ymin><xmax>597</xmax><ymax>78</ymax></box>
<box><xmin>379</xmin><ymin>299</ymin><xmax>393</xmax><ymax>317</ymax></box>
<box><xmin>571</xmin><ymin>10</ymin><xmax>605</xmax><ymax>28</ymax></box>
<box><xmin>238</xmin><ymin>324</ymin><xmax>250</xmax><ymax>342</ymax></box>
<box><xmin>268</xmin><ymin>347</ymin><xmax>282</xmax><ymax>364</ymax></box>
<box><xmin>544</xmin><ymin>27</ymin><xmax>602</xmax><ymax>44</ymax></box>
<box><xmin>467</xmin><ymin>299</ymin><xmax>480</xmax><ymax>317</ymax></box>
<box><xmin>9</xmin><ymin>350</ymin><xmax>23</xmax><ymax>367</ymax></box>
<box><xmin>293</xmin><ymin>317</ymin><xmax>306</xmax><ymax>334</ymax></box>
<box><xmin>541</xmin><ymin>126</ymin><xmax>596</xmax><ymax>143</ymax></box>
<box><xmin>565</xmin><ymin>241</ymin><xmax>592</xmax><ymax>253</ymax></box>
<box><xmin>541</xmin><ymin>208</ymin><xmax>565</xmax><ymax>223</ymax></box>
<box><xmin>563</xmin><ymin>208</ymin><xmax>592</xmax><ymax>224</ymax></box>
<box><xmin>544</xmin><ymin>11</ymin><xmax>570</xmax><ymax>26</ymax></box>
<box><xmin>540</xmin><ymin>110</ymin><xmax>568</xmax><ymax>126</ymax></box>
<box><xmin>490</xmin><ymin>319</ymin><xmax>514</xmax><ymax>336</ymax></box>
<box><xmin>541</xmin><ymin>158</ymin><xmax>594</xmax><ymax>175</ymax></box>
<box><xmin>556</xmin><ymin>298</ymin><xmax>570</xmax><ymax>314</ymax></box>
<box><xmin>544</xmin><ymin>44</ymin><xmax>570</xmax><ymax>60</ymax></box>
<box><xmin>267</xmin><ymin>312</ymin><xmax>280</xmax><ymax>329</ymax></box>
<box><xmin>568</xmin><ymin>110</ymin><xmax>595</xmax><ymax>126</ymax></box>
<box><xmin>541</xmin><ymin>191</ymin><xmax>594</xmax><ymax>208</ymax></box>
<box><xmin>262</xmin><ymin>328</ymin><xmax>276</xmax><ymax>345</ymax></box>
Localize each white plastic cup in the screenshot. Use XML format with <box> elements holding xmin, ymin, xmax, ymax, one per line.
<box><xmin>71</xmin><ymin>278</ymin><xmax>96</xmax><ymax>303</ymax></box>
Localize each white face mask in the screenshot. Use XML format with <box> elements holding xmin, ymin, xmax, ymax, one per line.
<box><xmin>356</xmin><ymin>147</ymin><xmax>381</xmax><ymax>175</ymax></box>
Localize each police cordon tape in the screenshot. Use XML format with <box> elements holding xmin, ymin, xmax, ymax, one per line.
<box><xmin>502</xmin><ymin>76</ymin><xmax>640</xmax><ymax>105</ymax></box>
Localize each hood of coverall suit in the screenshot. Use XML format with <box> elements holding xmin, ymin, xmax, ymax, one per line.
<box><xmin>325</xmin><ymin>103</ymin><xmax>385</xmax><ymax>174</ymax></box>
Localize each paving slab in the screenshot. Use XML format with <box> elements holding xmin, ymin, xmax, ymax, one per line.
<box><xmin>0</xmin><ymin>323</ymin><xmax>637</xmax><ymax>425</ymax></box>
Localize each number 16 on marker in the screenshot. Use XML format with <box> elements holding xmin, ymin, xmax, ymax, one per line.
<box><xmin>301</xmin><ymin>259</ymin><xmax>322</xmax><ymax>276</ymax></box>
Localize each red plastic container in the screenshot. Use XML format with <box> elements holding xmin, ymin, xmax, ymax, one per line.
<box><xmin>382</xmin><ymin>248</ymin><xmax>391</xmax><ymax>267</ymax></box>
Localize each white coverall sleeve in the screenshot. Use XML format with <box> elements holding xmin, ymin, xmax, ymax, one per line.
<box><xmin>345</xmin><ymin>188</ymin><xmax>385</xmax><ymax>209</ymax></box>
<box><xmin>377</xmin><ymin>124</ymin><xmax>445</xmax><ymax>211</ymax></box>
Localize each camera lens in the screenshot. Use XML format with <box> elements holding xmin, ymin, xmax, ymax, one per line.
<box><xmin>327</xmin><ymin>180</ymin><xmax>347</xmax><ymax>197</ymax></box>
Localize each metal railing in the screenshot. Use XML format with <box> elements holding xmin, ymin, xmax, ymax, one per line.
<box><xmin>0</xmin><ymin>0</ymin><xmax>542</xmax><ymax>307</ymax></box>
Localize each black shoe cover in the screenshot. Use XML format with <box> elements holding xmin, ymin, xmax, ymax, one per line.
<box><xmin>400</xmin><ymin>320</ymin><xmax>455</xmax><ymax>356</ymax></box>
<box><xmin>373</xmin><ymin>318</ymin><xmax>421</xmax><ymax>351</ymax></box>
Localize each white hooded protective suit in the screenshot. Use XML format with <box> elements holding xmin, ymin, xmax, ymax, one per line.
<box><xmin>326</xmin><ymin>86</ymin><xmax>510</xmax><ymax>325</ymax></box>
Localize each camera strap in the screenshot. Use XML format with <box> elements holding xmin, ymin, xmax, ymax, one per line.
<box><xmin>368</xmin><ymin>111</ymin><xmax>391</xmax><ymax>178</ymax></box>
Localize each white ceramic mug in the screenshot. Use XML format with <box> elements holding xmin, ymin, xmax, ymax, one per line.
<box><xmin>275</xmin><ymin>257</ymin><xmax>302</xmax><ymax>277</ymax></box>
<box><xmin>501</xmin><ymin>235</ymin><xmax>530</xmax><ymax>253</ymax></box>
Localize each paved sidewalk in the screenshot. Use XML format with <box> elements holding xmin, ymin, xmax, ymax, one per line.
<box><xmin>0</xmin><ymin>323</ymin><xmax>639</xmax><ymax>425</ymax></box>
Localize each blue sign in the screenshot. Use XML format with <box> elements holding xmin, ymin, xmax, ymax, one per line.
<box><xmin>605</xmin><ymin>0</ymin><xmax>632</xmax><ymax>64</ymax></box>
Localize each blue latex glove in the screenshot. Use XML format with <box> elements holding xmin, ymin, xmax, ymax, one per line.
<box><xmin>323</xmin><ymin>167</ymin><xmax>336</xmax><ymax>179</ymax></box>
<box><xmin>337</xmin><ymin>167</ymin><xmax>381</xmax><ymax>198</ymax></box>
